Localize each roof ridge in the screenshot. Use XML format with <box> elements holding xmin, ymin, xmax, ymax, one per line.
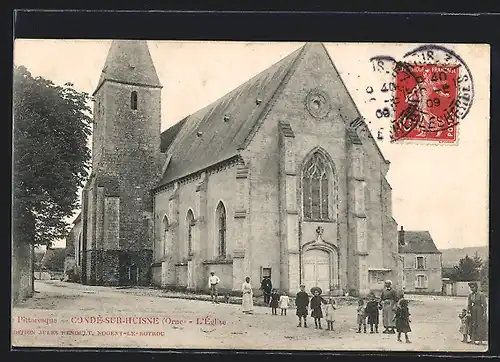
<box><xmin>319</xmin><ymin>43</ymin><xmax>389</xmax><ymax>165</ymax></box>
<box><xmin>238</xmin><ymin>43</ymin><xmax>309</xmax><ymax>150</ymax></box>
<box><xmin>162</xmin><ymin>46</ymin><xmax>304</xmax><ymax>160</ymax></box>
<box><xmin>158</xmin><ymin>44</ymin><xmax>307</xmax><ymax>186</ymax></box>
<box><xmin>163</xmin><ymin>44</ymin><xmax>306</xmax><ymax>154</ymax></box>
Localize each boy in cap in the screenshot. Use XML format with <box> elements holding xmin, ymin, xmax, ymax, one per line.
<box><xmin>295</xmin><ymin>284</ymin><xmax>309</xmax><ymax>327</ymax></box>
<box><xmin>365</xmin><ymin>292</ymin><xmax>382</xmax><ymax>333</ymax></box>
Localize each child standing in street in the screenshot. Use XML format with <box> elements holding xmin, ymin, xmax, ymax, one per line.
<box><xmin>310</xmin><ymin>287</ymin><xmax>328</xmax><ymax>329</ymax></box>
<box><xmin>394</xmin><ymin>298</ymin><xmax>412</xmax><ymax>343</ymax></box>
<box><xmin>295</xmin><ymin>284</ymin><xmax>310</xmax><ymax>328</ymax></box>
<box><xmin>324</xmin><ymin>297</ymin><xmax>337</xmax><ymax>331</ymax></box>
<box><xmin>365</xmin><ymin>292</ymin><xmax>382</xmax><ymax>333</ymax></box>
<box><xmin>356</xmin><ymin>299</ymin><xmax>367</xmax><ymax>333</ymax></box>
<box><xmin>279</xmin><ymin>292</ymin><xmax>290</xmax><ymax>316</ymax></box>
<box><xmin>459</xmin><ymin>309</ymin><xmax>470</xmax><ymax>343</ymax></box>
<box><xmin>270</xmin><ymin>289</ymin><xmax>280</xmax><ymax>315</ymax></box>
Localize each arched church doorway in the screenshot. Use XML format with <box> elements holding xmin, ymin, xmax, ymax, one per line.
<box><xmin>303</xmin><ymin>248</ymin><xmax>331</xmax><ymax>295</ymax></box>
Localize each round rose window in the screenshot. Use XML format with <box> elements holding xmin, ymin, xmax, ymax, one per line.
<box><xmin>305</xmin><ymin>89</ymin><xmax>331</xmax><ymax>118</ymax></box>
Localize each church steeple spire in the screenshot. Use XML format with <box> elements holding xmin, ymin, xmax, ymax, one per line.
<box><xmin>93</xmin><ymin>40</ymin><xmax>162</xmax><ymax>96</ymax></box>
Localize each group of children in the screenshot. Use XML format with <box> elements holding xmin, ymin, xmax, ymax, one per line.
<box><xmin>356</xmin><ymin>294</ymin><xmax>412</xmax><ymax>343</ymax></box>
<box><xmin>267</xmin><ymin>285</ymin><xmax>487</xmax><ymax>346</ymax></box>
<box><xmin>296</xmin><ymin>285</ymin><xmax>337</xmax><ymax>330</ymax></box>
<box><xmin>268</xmin><ymin>288</ymin><xmax>291</xmax><ymax>316</ymax></box>
<box><xmin>292</xmin><ymin>284</ymin><xmax>412</xmax><ymax>342</ymax></box>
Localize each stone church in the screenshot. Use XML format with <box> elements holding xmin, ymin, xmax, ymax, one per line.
<box><xmin>67</xmin><ymin>40</ymin><xmax>402</xmax><ymax>296</ymax></box>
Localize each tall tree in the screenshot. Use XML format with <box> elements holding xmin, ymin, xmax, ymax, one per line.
<box><xmin>453</xmin><ymin>254</ymin><xmax>482</xmax><ymax>282</ymax></box>
<box><xmin>13</xmin><ymin>65</ymin><xmax>92</xmax><ymax>249</ymax></box>
<box><xmin>41</xmin><ymin>248</ymin><xmax>67</xmax><ymax>272</ymax></box>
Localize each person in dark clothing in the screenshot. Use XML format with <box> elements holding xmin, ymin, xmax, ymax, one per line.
<box><xmin>261</xmin><ymin>277</ymin><xmax>272</xmax><ymax>304</ymax></box>
<box><xmin>310</xmin><ymin>287</ymin><xmax>328</xmax><ymax>329</ymax></box>
<box><xmin>270</xmin><ymin>289</ymin><xmax>280</xmax><ymax>315</ymax></box>
<box><xmin>295</xmin><ymin>284</ymin><xmax>309</xmax><ymax>328</ymax></box>
<box><xmin>467</xmin><ymin>281</ymin><xmax>488</xmax><ymax>345</ymax></box>
<box><xmin>394</xmin><ymin>298</ymin><xmax>411</xmax><ymax>343</ymax></box>
<box><xmin>365</xmin><ymin>292</ymin><xmax>382</xmax><ymax>333</ymax></box>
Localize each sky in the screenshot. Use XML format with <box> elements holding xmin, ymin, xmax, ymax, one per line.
<box><xmin>13</xmin><ymin>40</ymin><xmax>490</xmax><ymax>250</ymax></box>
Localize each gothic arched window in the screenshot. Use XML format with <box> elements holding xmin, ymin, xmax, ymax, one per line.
<box><xmin>216</xmin><ymin>202</ymin><xmax>227</xmax><ymax>258</ymax></box>
<box><xmin>186</xmin><ymin>210</ymin><xmax>195</xmax><ymax>256</ymax></box>
<box><xmin>131</xmin><ymin>91</ymin><xmax>138</xmax><ymax>110</ymax></box>
<box><xmin>162</xmin><ymin>215</ymin><xmax>169</xmax><ymax>258</ymax></box>
<box><xmin>303</xmin><ymin>151</ymin><xmax>332</xmax><ymax>221</ymax></box>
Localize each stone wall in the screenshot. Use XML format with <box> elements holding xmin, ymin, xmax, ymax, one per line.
<box><xmin>12</xmin><ymin>241</ymin><xmax>33</xmax><ymax>305</ymax></box>
<box><xmin>82</xmin><ymin>249</ymin><xmax>153</xmax><ymax>286</ymax></box>
<box><xmin>151</xmin><ymin>44</ymin><xmax>400</xmax><ymax>296</ymax></box>
<box><xmin>402</xmin><ymin>253</ymin><xmax>442</xmax><ymax>293</ymax></box>
<box><xmin>79</xmin><ymin>67</ymin><xmax>162</xmax><ymax>286</ymax></box>
<box><xmin>153</xmin><ymin>162</ymin><xmax>239</xmax><ymax>291</ymax></box>
<box><xmin>203</xmin><ymin>262</ymin><xmax>234</xmax><ymax>293</ymax></box>
<box><xmin>239</xmin><ymin>43</ymin><xmax>397</xmax><ymax>295</ymax></box>
<box><xmin>100</xmin><ymin>82</ymin><xmax>161</xmax><ymax>252</ymax></box>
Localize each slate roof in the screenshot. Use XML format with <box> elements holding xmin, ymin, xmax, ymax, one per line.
<box><xmin>93</xmin><ymin>40</ymin><xmax>162</xmax><ymax>95</ymax></box>
<box><xmin>399</xmin><ymin>231</ymin><xmax>441</xmax><ymax>254</ymax></box>
<box><xmin>160</xmin><ymin>116</ymin><xmax>188</xmax><ymax>153</ymax></box>
<box><xmin>157</xmin><ymin>44</ymin><xmax>307</xmax><ymax>186</ymax></box>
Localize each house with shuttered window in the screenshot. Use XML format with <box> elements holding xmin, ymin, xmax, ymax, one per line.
<box><xmin>398</xmin><ymin>227</ymin><xmax>443</xmax><ymax>294</ymax></box>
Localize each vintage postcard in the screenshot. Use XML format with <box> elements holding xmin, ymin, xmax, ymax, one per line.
<box><xmin>12</xmin><ymin>40</ymin><xmax>489</xmax><ymax>351</ymax></box>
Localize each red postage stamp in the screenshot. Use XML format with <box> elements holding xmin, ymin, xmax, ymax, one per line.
<box><xmin>392</xmin><ymin>63</ymin><xmax>460</xmax><ymax>143</ymax></box>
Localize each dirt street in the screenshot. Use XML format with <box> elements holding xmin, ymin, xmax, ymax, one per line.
<box><xmin>12</xmin><ymin>281</ymin><xmax>487</xmax><ymax>352</ymax></box>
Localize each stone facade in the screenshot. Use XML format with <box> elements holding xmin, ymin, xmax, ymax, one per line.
<box><xmin>151</xmin><ymin>160</ymin><xmax>239</xmax><ymax>292</ymax></box>
<box><xmin>70</xmin><ymin>41</ymin><xmax>401</xmax><ymax>295</ymax></box>
<box><xmin>64</xmin><ymin>214</ymin><xmax>83</xmax><ymax>280</ymax></box>
<box><xmin>73</xmin><ymin>41</ymin><xmax>164</xmax><ymax>286</ymax></box>
<box><xmin>399</xmin><ymin>228</ymin><xmax>443</xmax><ymax>294</ymax></box>
<box><xmin>150</xmin><ymin>43</ymin><xmax>401</xmax><ymax>296</ymax></box>
<box><xmin>12</xmin><ymin>240</ymin><xmax>34</xmax><ymax>305</ymax></box>
<box><xmin>401</xmin><ymin>253</ymin><xmax>443</xmax><ymax>293</ymax></box>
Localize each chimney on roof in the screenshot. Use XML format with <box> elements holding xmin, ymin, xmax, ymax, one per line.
<box><xmin>398</xmin><ymin>226</ymin><xmax>405</xmax><ymax>246</ymax></box>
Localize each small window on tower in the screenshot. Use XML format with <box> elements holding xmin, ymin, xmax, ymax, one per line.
<box><xmin>131</xmin><ymin>91</ymin><xmax>138</xmax><ymax>110</ymax></box>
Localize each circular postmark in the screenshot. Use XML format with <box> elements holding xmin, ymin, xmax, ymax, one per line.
<box><xmin>305</xmin><ymin>89</ymin><xmax>331</xmax><ymax>119</ymax></box>
<box><xmin>366</xmin><ymin>45</ymin><xmax>473</xmax><ymax>143</ymax></box>
<box><xmin>403</xmin><ymin>45</ymin><xmax>474</xmax><ymax>120</ymax></box>
<box><xmin>364</xmin><ymin>56</ymin><xmax>424</xmax><ymax>141</ymax></box>
<box><xmin>390</xmin><ymin>45</ymin><xmax>475</xmax><ymax>143</ymax></box>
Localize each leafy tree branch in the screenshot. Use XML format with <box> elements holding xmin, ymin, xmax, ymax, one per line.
<box><xmin>13</xmin><ymin>65</ymin><xmax>92</xmax><ymax>248</ymax></box>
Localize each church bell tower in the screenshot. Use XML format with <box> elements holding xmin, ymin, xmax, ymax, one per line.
<box><xmin>81</xmin><ymin>40</ymin><xmax>163</xmax><ymax>286</ymax></box>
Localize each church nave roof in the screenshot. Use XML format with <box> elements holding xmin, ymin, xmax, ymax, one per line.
<box><xmin>158</xmin><ymin>44</ymin><xmax>308</xmax><ymax>187</ymax></box>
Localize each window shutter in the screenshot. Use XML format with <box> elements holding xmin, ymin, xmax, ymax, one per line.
<box><xmin>414</xmin><ymin>257</ymin><xmax>417</xmax><ymax>269</ymax></box>
<box><xmin>424</xmin><ymin>257</ymin><xmax>427</xmax><ymax>269</ymax></box>
<box><xmin>414</xmin><ymin>276</ymin><xmax>418</xmax><ymax>288</ymax></box>
<box><xmin>424</xmin><ymin>275</ymin><xmax>429</xmax><ymax>289</ymax></box>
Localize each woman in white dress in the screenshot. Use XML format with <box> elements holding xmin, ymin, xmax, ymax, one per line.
<box><xmin>241</xmin><ymin>277</ymin><xmax>254</xmax><ymax>314</ymax></box>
